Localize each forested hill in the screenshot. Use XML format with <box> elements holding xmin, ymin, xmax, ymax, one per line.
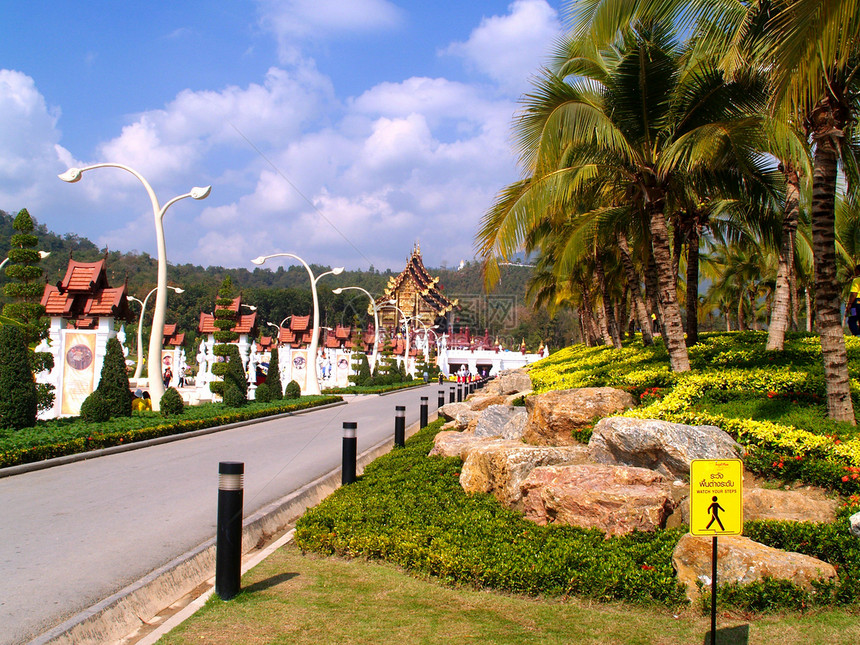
<box><xmin>1</xmin><ymin>209</ymin><xmax>568</xmax><ymax>349</ymax></box>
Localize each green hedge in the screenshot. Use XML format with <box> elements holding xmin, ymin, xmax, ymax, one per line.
<box><xmin>295</xmin><ymin>421</ymin><xmax>860</xmax><ymax>612</ymax></box>
<box><xmin>0</xmin><ymin>395</ymin><xmax>341</xmax><ymax>468</ymax></box>
<box><xmin>322</xmin><ymin>380</ymin><xmax>425</xmax><ymax>395</ymax></box>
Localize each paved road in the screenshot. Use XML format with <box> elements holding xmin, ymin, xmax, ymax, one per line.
<box><xmin>0</xmin><ymin>386</ymin><xmax>443</xmax><ymax>644</ymax></box>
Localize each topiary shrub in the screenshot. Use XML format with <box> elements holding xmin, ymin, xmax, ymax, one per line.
<box><xmin>0</xmin><ymin>325</ymin><xmax>38</xmax><ymax>430</ymax></box>
<box><xmin>160</xmin><ymin>387</ymin><xmax>185</xmax><ymax>416</ymax></box>
<box><xmin>267</xmin><ymin>347</ymin><xmax>283</xmax><ymax>399</ymax></box>
<box><xmin>223</xmin><ymin>382</ymin><xmax>246</xmax><ymax>408</ymax></box>
<box><xmin>254</xmin><ymin>381</ymin><xmax>273</xmax><ymax>403</ymax></box>
<box><xmin>96</xmin><ymin>337</ymin><xmax>133</xmax><ymax>417</ymax></box>
<box><xmin>285</xmin><ymin>379</ymin><xmax>301</xmax><ymax>399</ymax></box>
<box><xmin>222</xmin><ymin>345</ymin><xmax>248</xmax><ymax>407</ymax></box>
<box><xmin>80</xmin><ymin>390</ymin><xmax>111</xmax><ymax>423</ymax></box>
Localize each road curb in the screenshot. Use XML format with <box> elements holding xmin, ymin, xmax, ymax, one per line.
<box><xmin>29</xmin><ymin>414</ymin><xmax>434</xmax><ymax>645</ymax></box>
<box><xmin>1</xmin><ymin>400</ymin><xmax>347</xmax><ymax>479</ymax></box>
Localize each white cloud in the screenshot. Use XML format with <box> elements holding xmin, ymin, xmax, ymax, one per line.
<box><xmin>443</xmin><ymin>0</ymin><xmax>561</xmax><ymax>95</ymax></box>
<box><xmin>257</xmin><ymin>0</ymin><xmax>403</xmax><ymax>63</ymax></box>
<box><xmin>0</xmin><ymin>70</ymin><xmax>73</xmax><ymax>212</ymax></box>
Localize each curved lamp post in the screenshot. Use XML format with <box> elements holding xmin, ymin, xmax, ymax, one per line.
<box><xmin>129</xmin><ymin>286</ymin><xmax>184</xmax><ymax>381</ymax></box>
<box><xmin>59</xmin><ymin>163</ymin><xmax>210</xmax><ymax>410</ymax></box>
<box><xmin>251</xmin><ymin>253</ymin><xmax>343</xmax><ymax>395</ymax></box>
<box><xmin>333</xmin><ymin>286</ymin><xmax>380</xmax><ymax>371</ymax></box>
<box><xmin>0</xmin><ymin>250</ymin><xmax>50</xmax><ymax>272</ymax></box>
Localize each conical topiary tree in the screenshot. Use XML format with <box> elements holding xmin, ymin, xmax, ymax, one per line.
<box><xmin>0</xmin><ymin>325</ymin><xmax>38</xmax><ymax>430</ymax></box>
<box><xmin>349</xmin><ymin>351</ymin><xmax>371</xmax><ymax>386</ymax></box>
<box><xmin>209</xmin><ymin>277</ymin><xmax>238</xmax><ymax>398</ymax></box>
<box><xmin>2</xmin><ymin>208</ymin><xmax>54</xmax><ymax>412</ymax></box>
<box><xmin>267</xmin><ymin>346</ymin><xmax>284</xmax><ymax>398</ymax></box>
<box><xmin>222</xmin><ymin>344</ymin><xmax>248</xmax><ymax>407</ymax></box>
<box><xmin>96</xmin><ymin>337</ymin><xmax>133</xmax><ymax>417</ymax></box>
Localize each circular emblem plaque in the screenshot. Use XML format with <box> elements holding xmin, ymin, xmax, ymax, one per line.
<box><xmin>66</xmin><ymin>344</ymin><xmax>93</xmax><ymax>371</ymax></box>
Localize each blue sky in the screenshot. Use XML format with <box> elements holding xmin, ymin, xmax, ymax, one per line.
<box><xmin>0</xmin><ymin>0</ymin><xmax>564</xmax><ymax>271</ymax></box>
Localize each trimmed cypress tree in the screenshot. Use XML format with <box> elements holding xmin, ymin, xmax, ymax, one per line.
<box><xmin>349</xmin><ymin>351</ymin><xmax>371</xmax><ymax>386</ymax></box>
<box><xmin>96</xmin><ymin>337</ymin><xmax>133</xmax><ymax>417</ymax></box>
<box><xmin>267</xmin><ymin>346</ymin><xmax>284</xmax><ymax>398</ymax></box>
<box><xmin>2</xmin><ymin>208</ymin><xmax>54</xmax><ymax>412</ymax></box>
<box><xmin>222</xmin><ymin>344</ymin><xmax>248</xmax><ymax>407</ymax></box>
<box><xmin>209</xmin><ymin>277</ymin><xmax>238</xmax><ymax>398</ymax></box>
<box><xmin>0</xmin><ymin>325</ymin><xmax>38</xmax><ymax>430</ymax></box>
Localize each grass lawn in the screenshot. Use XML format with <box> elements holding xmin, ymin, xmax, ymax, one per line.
<box><xmin>158</xmin><ymin>542</ymin><xmax>860</xmax><ymax>645</ymax></box>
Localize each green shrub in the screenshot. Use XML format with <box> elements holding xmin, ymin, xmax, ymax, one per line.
<box><xmin>96</xmin><ymin>337</ymin><xmax>133</xmax><ymax>417</ymax></box>
<box><xmin>223</xmin><ymin>383</ymin><xmax>246</xmax><ymax>408</ymax></box>
<box><xmin>222</xmin><ymin>345</ymin><xmax>248</xmax><ymax>407</ymax></box>
<box><xmin>285</xmin><ymin>379</ymin><xmax>301</xmax><ymax>399</ymax></box>
<box><xmin>254</xmin><ymin>382</ymin><xmax>273</xmax><ymax>403</ymax></box>
<box><xmin>0</xmin><ymin>325</ymin><xmax>38</xmax><ymax>430</ymax></box>
<box><xmin>267</xmin><ymin>347</ymin><xmax>283</xmax><ymax>399</ymax></box>
<box><xmin>80</xmin><ymin>390</ymin><xmax>111</xmax><ymax>423</ymax></box>
<box><xmin>160</xmin><ymin>387</ymin><xmax>184</xmax><ymax>416</ymax></box>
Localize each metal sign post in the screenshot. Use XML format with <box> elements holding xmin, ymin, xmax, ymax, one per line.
<box><xmin>690</xmin><ymin>459</ymin><xmax>744</xmax><ymax>645</ymax></box>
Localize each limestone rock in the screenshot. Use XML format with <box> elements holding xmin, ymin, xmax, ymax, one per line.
<box><xmin>744</xmin><ymin>488</ymin><xmax>837</xmax><ymax>523</ymax></box>
<box><xmin>474</xmin><ymin>405</ymin><xmax>528</xmax><ymax>440</ymax></box>
<box><xmin>439</xmin><ymin>402</ymin><xmax>470</xmax><ymax>421</ymax></box>
<box><xmin>429</xmin><ymin>431</ymin><xmax>491</xmax><ymax>459</ymax></box>
<box><xmin>520</xmin><ymin>464</ymin><xmax>675</xmax><ymax>536</ymax></box>
<box><xmin>672</xmin><ymin>533</ymin><xmax>837</xmax><ymax>601</ymax></box>
<box><xmin>460</xmin><ymin>442</ymin><xmax>588</xmax><ymax>507</ymax></box>
<box><xmin>523</xmin><ymin>388</ymin><xmax>636</xmax><ymax>446</ymax></box>
<box><xmin>466</xmin><ymin>394</ymin><xmax>508</xmax><ymax>412</ymax></box>
<box><xmin>588</xmin><ymin>417</ymin><xmax>742</xmax><ymax>478</ymax></box>
<box><xmin>483</xmin><ymin>369</ymin><xmax>532</xmax><ymax>396</ymax></box>
<box><xmin>851</xmin><ymin>511</ymin><xmax>860</xmax><ymax>538</ymax></box>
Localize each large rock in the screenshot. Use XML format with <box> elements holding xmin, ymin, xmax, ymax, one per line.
<box><xmin>460</xmin><ymin>442</ymin><xmax>589</xmax><ymax>507</ymax></box>
<box><xmin>438</xmin><ymin>402</ymin><xmax>470</xmax><ymax>421</ymax></box>
<box><xmin>851</xmin><ymin>512</ymin><xmax>860</xmax><ymax>538</ymax></box>
<box><xmin>474</xmin><ymin>405</ymin><xmax>528</xmax><ymax>440</ymax></box>
<box><xmin>588</xmin><ymin>417</ymin><xmax>742</xmax><ymax>478</ymax></box>
<box><xmin>520</xmin><ymin>464</ymin><xmax>676</xmax><ymax>536</ymax></box>
<box><xmin>672</xmin><ymin>533</ymin><xmax>837</xmax><ymax>601</ymax></box>
<box><xmin>429</xmin><ymin>431</ymin><xmax>494</xmax><ymax>459</ymax></box>
<box><xmin>672</xmin><ymin>487</ymin><xmax>838</xmax><ymax>527</ymax></box>
<box><xmin>465</xmin><ymin>394</ymin><xmax>508</xmax><ymax>411</ymax></box>
<box><xmin>483</xmin><ymin>369</ymin><xmax>533</xmax><ymax>396</ymax></box>
<box><xmin>523</xmin><ymin>388</ymin><xmax>636</xmax><ymax>446</ymax></box>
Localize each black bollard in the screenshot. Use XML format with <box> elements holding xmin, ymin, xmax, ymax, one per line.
<box><xmin>449</xmin><ymin>387</ymin><xmax>455</xmax><ymax>403</ymax></box>
<box><xmin>438</xmin><ymin>390</ymin><xmax>445</xmax><ymax>409</ymax></box>
<box><xmin>342</xmin><ymin>422</ymin><xmax>357</xmax><ymax>485</ymax></box>
<box><xmin>456</xmin><ymin>383</ymin><xmax>463</xmax><ymax>402</ymax></box>
<box><xmin>420</xmin><ymin>396</ymin><xmax>428</xmax><ymax>428</ymax></box>
<box><xmin>394</xmin><ymin>406</ymin><xmax>406</xmax><ymax>447</ymax></box>
<box><xmin>216</xmin><ymin>461</ymin><xmax>244</xmax><ymax>601</ymax></box>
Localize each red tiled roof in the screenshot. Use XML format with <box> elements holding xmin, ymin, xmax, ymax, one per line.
<box><xmin>68</xmin><ymin>317</ymin><xmax>97</xmax><ymax>329</ymax></box>
<box><xmin>59</xmin><ymin>259</ymin><xmax>108</xmax><ymax>293</ymax></box>
<box><xmin>83</xmin><ymin>287</ymin><xmax>126</xmax><ymax>316</ymax></box>
<box><xmin>290</xmin><ymin>315</ymin><xmax>311</xmax><ymax>331</ymax></box>
<box><xmin>163</xmin><ymin>323</ymin><xmax>177</xmax><ymax>336</ymax></box>
<box><xmin>41</xmin><ymin>285</ymin><xmax>75</xmax><ymax>316</ymax></box>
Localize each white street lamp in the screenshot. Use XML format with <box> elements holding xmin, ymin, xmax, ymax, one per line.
<box><xmin>381</xmin><ymin>300</ymin><xmax>415</xmax><ymax>378</ymax></box>
<box><xmin>59</xmin><ymin>163</ymin><xmax>210</xmax><ymax>410</ymax></box>
<box><xmin>129</xmin><ymin>286</ymin><xmax>184</xmax><ymax>381</ymax></box>
<box><xmin>266</xmin><ymin>322</ymin><xmax>279</xmax><ymax>331</ymax></box>
<box><xmin>333</xmin><ymin>286</ymin><xmax>380</xmax><ymax>371</ymax></box>
<box><xmin>0</xmin><ymin>250</ymin><xmax>51</xmax><ymax>271</ymax></box>
<box><xmin>251</xmin><ymin>253</ymin><xmax>343</xmax><ymax>395</ymax></box>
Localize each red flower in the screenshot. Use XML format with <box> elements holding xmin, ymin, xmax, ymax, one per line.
<box><xmin>842</xmin><ymin>476</ymin><xmax>850</xmax><ymax>482</ymax></box>
<box><xmin>767</xmin><ymin>391</ymin><xmax>776</xmax><ymax>398</ymax></box>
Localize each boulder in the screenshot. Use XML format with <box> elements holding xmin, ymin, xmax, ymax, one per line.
<box><xmin>465</xmin><ymin>394</ymin><xmax>508</xmax><ymax>412</ymax></box>
<box><xmin>588</xmin><ymin>417</ymin><xmax>742</xmax><ymax>478</ymax></box>
<box><xmin>523</xmin><ymin>388</ymin><xmax>636</xmax><ymax>446</ymax></box>
<box><xmin>482</xmin><ymin>369</ymin><xmax>532</xmax><ymax>396</ymax></box>
<box><xmin>672</xmin><ymin>487</ymin><xmax>838</xmax><ymax>527</ymax></box>
<box><xmin>460</xmin><ymin>442</ymin><xmax>589</xmax><ymax>507</ymax></box>
<box><xmin>438</xmin><ymin>402</ymin><xmax>470</xmax><ymax>421</ymax></box>
<box><xmin>672</xmin><ymin>533</ymin><xmax>837</xmax><ymax>601</ymax></box>
<box><xmin>429</xmin><ymin>431</ymin><xmax>498</xmax><ymax>459</ymax></box>
<box><xmin>520</xmin><ymin>464</ymin><xmax>676</xmax><ymax>536</ymax></box>
<box><xmin>474</xmin><ymin>405</ymin><xmax>528</xmax><ymax>440</ymax></box>
<box><xmin>851</xmin><ymin>511</ymin><xmax>860</xmax><ymax>538</ymax></box>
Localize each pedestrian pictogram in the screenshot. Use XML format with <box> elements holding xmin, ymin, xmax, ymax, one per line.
<box><xmin>690</xmin><ymin>459</ymin><xmax>743</xmax><ymax>536</ymax></box>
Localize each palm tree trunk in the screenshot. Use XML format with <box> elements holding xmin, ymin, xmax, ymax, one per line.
<box><xmin>790</xmin><ymin>231</ymin><xmax>799</xmax><ymax>331</ymax></box>
<box><xmin>616</xmin><ymin>229</ymin><xmax>654</xmax><ymax>346</ymax></box>
<box><xmin>644</xmin><ymin>252</ymin><xmax>665</xmax><ymax>337</ymax></box>
<box><xmin>578</xmin><ymin>278</ymin><xmax>600</xmax><ymax>346</ymax></box>
<box><xmin>767</xmin><ymin>163</ymin><xmax>801</xmax><ymax>350</ymax></box>
<box><xmin>810</xmin><ymin>107</ymin><xmax>855</xmax><ymax>423</ymax></box>
<box><xmin>649</xmin><ymin>207</ymin><xmax>690</xmax><ymax>371</ymax></box>
<box><xmin>806</xmin><ymin>288</ymin><xmax>813</xmax><ymax>332</ymax></box>
<box><xmin>594</xmin><ymin>252</ymin><xmax>622</xmax><ymax>348</ymax></box>
<box><xmin>685</xmin><ymin>220</ymin><xmax>700</xmax><ymax>347</ymax></box>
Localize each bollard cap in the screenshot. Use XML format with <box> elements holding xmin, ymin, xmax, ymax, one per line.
<box><xmin>218</xmin><ymin>461</ymin><xmax>244</xmax><ymax>490</ymax></box>
<box><xmin>343</xmin><ymin>421</ymin><xmax>357</xmax><ymax>438</ymax></box>
<box><xmin>421</xmin><ymin>396</ymin><xmax>428</xmax><ymax>402</ymax></box>
<box><xmin>219</xmin><ymin>461</ymin><xmax>244</xmax><ymax>475</ymax></box>
<box><xmin>395</xmin><ymin>405</ymin><xmax>406</xmax><ymax>417</ymax></box>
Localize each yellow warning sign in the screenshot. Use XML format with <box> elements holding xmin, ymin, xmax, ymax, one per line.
<box><xmin>689</xmin><ymin>459</ymin><xmax>744</xmax><ymax>536</ymax></box>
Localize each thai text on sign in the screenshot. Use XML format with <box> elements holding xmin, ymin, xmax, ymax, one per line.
<box><xmin>689</xmin><ymin>459</ymin><xmax>744</xmax><ymax>536</ymax></box>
